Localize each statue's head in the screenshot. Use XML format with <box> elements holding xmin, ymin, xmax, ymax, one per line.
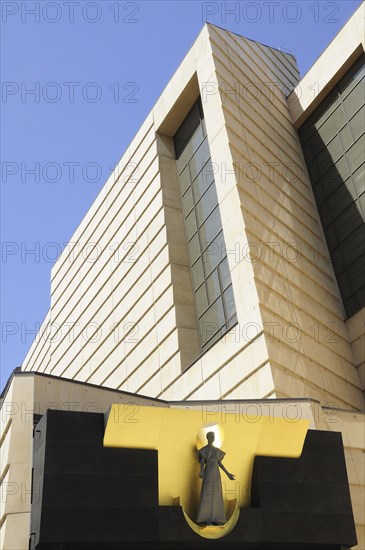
<box><xmin>206</xmin><ymin>431</ymin><xmax>215</xmax><ymax>444</ymax></box>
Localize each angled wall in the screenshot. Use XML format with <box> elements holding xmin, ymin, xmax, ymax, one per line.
<box><xmin>21</xmin><ymin>19</ymin><xmax>364</xmax><ymax>410</ymax></box>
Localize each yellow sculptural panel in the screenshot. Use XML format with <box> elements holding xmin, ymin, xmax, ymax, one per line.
<box><xmin>104</xmin><ymin>404</ymin><xmax>309</xmax><ymax>519</ymax></box>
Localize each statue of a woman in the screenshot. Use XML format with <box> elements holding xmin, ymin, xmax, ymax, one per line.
<box><xmin>196</xmin><ymin>431</ymin><xmax>235</xmax><ymax>525</ymax></box>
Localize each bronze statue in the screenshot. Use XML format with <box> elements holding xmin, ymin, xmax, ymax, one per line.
<box><xmin>196</xmin><ymin>431</ymin><xmax>235</xmax><ymax>525</ymax></box>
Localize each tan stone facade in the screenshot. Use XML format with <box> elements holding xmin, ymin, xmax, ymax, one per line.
<box><xmin>1</xmin><ymin>3</ymin><xmax>364</xmax><ymax>548</ymax></box>
<box><xmin>20</xmin><ymin>10</ymin><xmax>364</xmax><ymax>410</ymax></box>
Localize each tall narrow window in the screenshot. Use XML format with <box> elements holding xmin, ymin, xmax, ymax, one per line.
<box><xmin>174</xmin><ymin>99</ymin><xmax>237</xmax><ymax>352</ymax></box>
<box><xmin>299</xmin><ymin>55</ymin><xmax>365</xmax><ymax>318</ymax></box>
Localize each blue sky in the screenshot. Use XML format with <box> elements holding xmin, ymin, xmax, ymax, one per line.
<box><xmin>0</xmin><ymin>0</ymin><xmax>362</xmax><ymax>391</ymax></box>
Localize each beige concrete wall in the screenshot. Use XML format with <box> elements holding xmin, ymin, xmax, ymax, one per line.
<box><xmin>0</xmin><ymin>376</ymin><xmax>34</xmax><ymax>550</ymax></box>
<box><xmin>21</xmin><ymin>68</ymin><xmax>205</xmax><ymax>393</ymax></box>
<box><xmin>199</xmin><ymin>24</ymin><xmax>363</xmax><ymax>410</ymax></box>
<box><xmin>21</xmin><ymin>21</ymin><xmax>364</xmax><ymax>411</ymax></box>
<box><xmin>20</xmin><ymin>25</ymin><xmax>269</xmax><ymax>402</ymax></box>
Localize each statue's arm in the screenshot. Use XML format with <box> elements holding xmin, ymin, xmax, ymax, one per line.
<box><xmin>218</xmin><ymin>459</ymin><xmax>235</xmax><ymax>480</ymax></box>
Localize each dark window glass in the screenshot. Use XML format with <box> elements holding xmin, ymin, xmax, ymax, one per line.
<box><xmin>185</xmin><ymin>210</ymin><xmax>198</xmax><ymax>240</ymax></box>
<box><xmin>174</xmin><ymin>101</ymin><xmax>203</xmax><ymax>158</ymax></box>
<box><xmin>177</xmin><ymin>124</ymin><xmax>205</xmax><ymax>172</ymax></box>
<box><xmin>189</xmin><ymin>137</ymin><xmax>210</xmax><ymax>181</ymax></box>
<box><xmin>218</xmin><ymin>258</ymin><xmax>232</xmax><ymax>291</ymax></box>
<box><xmin>339</xmin><ymin>122</ymin><xmax>354</xmax><ymax>151</ymax></box>
<box><xmin>192</xmin><ymin>161</ymin><xmax>215</xmax><ymax>202</ymax></box>
<box><xmin>195</xmin><ymin>183</ymin><xmax>217</xmax><ymax>226</ymax></box>
<box><xmin>188</xmin><ymin>233</ymin><xmax>201</xmax><ymax>264</ymax></box>
<box><xmin>331</xmin><ymin>224</ymin><xmax>365</xmax><ymax>273</ymax></box>
<box><xmin>352</xmin><ymin>163</ymin><xmax>365</xmax><ymax>196</ymax></box>
<box><xmin>191</xmin><ymin>258</ymin><xmax>204</xmax><ymax>290</ymax></box>
<box><xmin>308</xmin><ymin>134</ymin><xmax>343</xmax><ymax>183</ymax></box>
<box><xmin>299</xmin><ymin>54</ymin><xmax>365</xmax><ymax>317</ymax></box>
<box><xmin>346</xmin><ymin>135</ymin><xmax>364</xmax><ymax>173</ymax></box>
<box><xmin>326</xmin><ymin>203</ymin><xmax>364</xmax><ymax>247</ymax></box>
<box><xmin>319</xmin><ymin>181</ymin><xmax>356</xmax><ymax>223</ymax></box>
<box><xmin>338</xmin><ymin>61</ymin><xmax>365</xmax><ymax>96</ymax></box>
<box><xmin>196</xmin><ymin>283</ymin><xmax>208</xmax><ymax>316</ymax></box>
<box><xmin>343</xmin><ymin>81</ymin><xmax>365</xmax><ymax>119</ymax></box>
<box><xmin>358</xmin><ymin>191</ymin><xmax>365</xmax><ymax>217</ymax></box>
<box><xmin>316</xmin><ymin>106</ymin><xmax>346</xmax><ymax>144</ymax></box>
<box><xmin>181</xmin><ymin>188</ymin><xmax>194</xmax><ymax>217</ymax></box>
<box><xmin>202</xmin><ymin>230</ymin><xmax>226</xmax><ymax>277</ymax></box>
<box><xmin>350</xmin><ymin>105</ymin><xmax>365</xmax><ymax>141</ymax></box>
<box><xmin>199</xmin><ymin>207</ymin><xmax>221</xmax><ymax>245</ymax></box>
<box><xmin>179</xmin><ymin>166</ymin><xmax>190</xmax><ymax>194</ymax></box>
<box><xmin>206</xmin><ymin>269</ymin><xmax>221</xmax><ymax>304</ymax></box>
<box><xmin>222</xmin><ymin>285</ymin><xmax>236</xmax><ymax>320</ymax></box>
<box><xmin>314</xmin><ymin>158</ymin><xmax>348</xmax><ymax>204</ymax></box>
<box><xmin>199</xmin><ymin>298</ymin><xmax>225</xmax><ymax>346</ymax></box>
<box><xmin>174</xmin><ymin>98</ymin><xmax>237</xmax><ymax>354</ymax></box>
<box><xmin>338</xmin><ymin>257</ymin><xmax>365</xmax><ymax>299</ymax></box>
<box><xmin>345</xmin><ymin>288</ymin><xmax>365</xmax><ymax>318</ymax></box>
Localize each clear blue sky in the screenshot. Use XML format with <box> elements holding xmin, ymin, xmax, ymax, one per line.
<box><xmin>0</xmin><ymin>0</ymin><xmax>362</xmax><ymax>392</ymax></box>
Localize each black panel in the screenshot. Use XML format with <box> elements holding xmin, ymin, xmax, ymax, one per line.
<box><xmin>30</xmin><ymin>410</ymin><xmax>158</xmax><ymax>549</ymax></box>
<box><xmin>30</xmin><ymin>411</ymin><xmax>357</xmax><ymax>549</ymax></box>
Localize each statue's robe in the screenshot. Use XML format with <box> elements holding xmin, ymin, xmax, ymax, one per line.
<box><xmin>196</xmin><ymin>445</ymin><xmax>226</xmax><ymax>524</ymax></box>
